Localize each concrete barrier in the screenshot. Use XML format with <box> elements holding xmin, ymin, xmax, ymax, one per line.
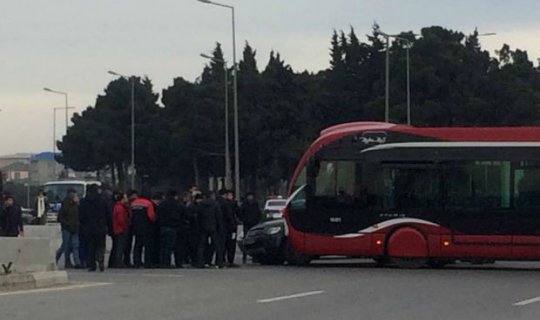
<box><xmin>0</xmin><ymin>228</ymin><xmax>69</xmax><ymax>291</ymax></box>
<box><xmin>0</xmin><ymin>237</ymin><xmax>57</xmax><ymax>273</ymax></box>
<box><xmin>25</xmin><ymin>225</ymin><xmax>61</xmax><ymax>239</ymax></box>
<box><xmin>24</xmin><ymin>225</ymin><xmax>62</xmax><ymax>257</ymax></box>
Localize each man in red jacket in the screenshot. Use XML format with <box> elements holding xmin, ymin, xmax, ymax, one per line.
<box><xmin>130</xmin><ymin>191</ymin><xmax>156</xmax><ymax>268</ymax></box>
<box><xmin>110</xmin><ymin>192</ymin><xmax>130</xmax><ymax>268</ymax></box>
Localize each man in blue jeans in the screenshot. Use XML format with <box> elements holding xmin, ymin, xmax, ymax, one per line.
<box><xmin>56</xmin><ymin>189</ymin><xmax>82</xmax><ymax>268</ymax></box>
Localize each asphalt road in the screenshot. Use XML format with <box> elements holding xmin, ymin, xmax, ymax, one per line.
<box><xmin>2</xmin><ymin>259</ymin><xmax>540</xmax><ymax>320</ymax></box>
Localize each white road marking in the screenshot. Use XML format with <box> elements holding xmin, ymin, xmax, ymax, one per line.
<box><xmin>513</xmin><ymin>295</ymin><xmax>540</xmax><ymax>306</ymax></box>
<box><xmin>0</xmin><ymin>282</ymin><xmax>111</xmax><ymax>297</ymax></box>
<box><xmin>257</xmin><ymin>290</ymin><xmax>324</xmax><ymax>303</ymax></box>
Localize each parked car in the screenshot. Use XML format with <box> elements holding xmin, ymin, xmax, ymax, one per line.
<box><xmin>21</xmin><ymin>208</ymin><xmax>39</xmax><ymax>225</ymax></box>
<box><xmin>241</xmin><ymin>218</ymin><xmax>287</xmax><ymax>265</ymax></box>
<box><xmin>43</xmin><ymin>180</ymin><xmax>101</xmax><ymax>222</ymax></box>
<box><xmin>263</xmin><ymin>198</ymin><xmax>287</xmax><ymax>220</ymax></box>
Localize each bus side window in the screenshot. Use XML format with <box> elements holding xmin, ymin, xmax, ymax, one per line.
<box><xmin>315</xmin><ymin>161</ymin><xmax>336</xmax><ymax>196</ymax></box>
<box><xmin>515</xmin><ymin>162</ymin><xmax>540</xmax><ymax>209</ymax></box>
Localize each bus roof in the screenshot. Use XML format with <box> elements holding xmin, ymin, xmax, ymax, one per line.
<box><xmin>288</xmin><ymin>122</ymin><xmax>540</xmax><ymax>195</ymax></box>
<box><xmin>362</xmin><ymin>141</ymin><xmax>540</xmax><ymax>152</ymax></box>
<box><xmin>319</xmin><ymin>122</ymin><xmax>540</xmax><ymax>143</ymax></box>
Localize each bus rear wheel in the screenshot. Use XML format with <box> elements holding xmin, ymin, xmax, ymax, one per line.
<box><xmin>386</xmin><ymin>227</ymin><xmax>428</xmax><ymax>269</ymax></box>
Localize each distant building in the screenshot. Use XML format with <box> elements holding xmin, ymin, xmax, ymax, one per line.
<box><xmin>2</xmin><ymin>161</ymin><xmax>30</xmax><ymax>182</ymax></box>
<box><xmin>29</xmin><ymin>152</ymin><xmax>63</xmax><ymax>185</ymax></box>
<box><xmin>0</xmin><ymin>152</ymin><xmax>97</xmax><ymax>186</ymax></box>
<box><xmin>0</xmin><ymin>153</ymin><xmax>32</xmax><ymax>168</ymax></box>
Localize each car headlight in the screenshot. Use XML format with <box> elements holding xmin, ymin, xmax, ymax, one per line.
<box><xmin>265</xmin><ymin>226</ymin><xmax>282</xmax><ymax>235</ymax></box>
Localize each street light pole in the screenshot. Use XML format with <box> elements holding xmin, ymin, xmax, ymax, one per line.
<box><xmin>224</xmin><ymin>64</ymin><xmax>231</xmax><ymax>190</ymax></box>
<box><xmin>53</xmin><ymin>108</ymin><xmax>56</xmax><ymax>159</ymax></box>
<box><xmin>108</xmin><ymin>71</ymin><xmax>136</xmax><ymax>190</ymax></box>
<box><xmin>44</xmin><ymin>88</ymin><xmax>69</xmax><ymax>135</ymax></box>
<box><xmin>384</xmin><ymin>35</ymin><xmax>390</xmax><ymax>123</ymax></box>
<box><xmin>374</xmin><ymin>31</ymin><xmax>391</xmax><ymax>123</ymax></box>
<box><xmin>200</xmin><ymin>54</ymin><xmax>232</xmax><ymax>190</ymax></box>
<box><xmin>376</xmin><ymin>31</ymin><xmax>416</xmax><ymax>125</ymax></box>
<box><xmin>52</xmin><ymin>107</ymin><xmax>75</xmax><ymax>176</ymax></box>
<box><xmin>406</xmin><ymin>45</ymin><xmax>410</xmax><ymax>125</ymax></box>
<box><xmin>198</xmin><ymin>0</ymin><xmax>241</xmax><ymax>200</ymax></box>
<box><xmin>44</xmin><ymin>88</ymin><xmax>71</xmax><ymax>175</ymax></box>
<box><xmin>130</xmin><ymin>77</ymin><xmax>135</xmax><ymax>190</ymax></box>
<box><xmin>393</xmin><ymin>36</ymin><xmax>412</xmax><ymax>125</ymax></box>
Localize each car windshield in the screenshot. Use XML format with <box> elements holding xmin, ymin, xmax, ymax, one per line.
<box><xmin>43</xmin><ymin>184</ymin><xmax>85</xmax><ymax>203</ymax></box>
<box><xmin>267</xmin><ymin>200</ymin><xmax>287</xmax><ymax>207</ymax></box>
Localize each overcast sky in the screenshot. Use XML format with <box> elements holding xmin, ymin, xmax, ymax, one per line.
<box><xmin>1</xmin><ymin>0</ymin><xmax>539</xmax><ymax>155</ymax></box>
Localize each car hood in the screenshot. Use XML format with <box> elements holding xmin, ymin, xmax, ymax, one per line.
<box><xmin>251</xmin><ymin>218</ymin><xmax>285</xmax><ymax>230</ymax></box>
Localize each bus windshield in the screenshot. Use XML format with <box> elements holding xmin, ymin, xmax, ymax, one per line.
<box><xmin>44</xmin><ymin>183</ymin><xmax>85</xmax><ymax>203</ymax></box>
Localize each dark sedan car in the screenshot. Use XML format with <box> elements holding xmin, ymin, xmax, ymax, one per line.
<box><xmin>21</xmin><ymin>208</ymin><xmax>39</xmax><ymax>225</ymax></box>
<box><xmin>241</xmin><ymin>218</ymin><xmax>286</xmax><ymax>265</ymax></box>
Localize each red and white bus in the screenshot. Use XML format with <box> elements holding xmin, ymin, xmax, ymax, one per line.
<box><xmin>283</xmin><ymin>122</ymin><xmax>540</xmax><ymax>267</ymax></box>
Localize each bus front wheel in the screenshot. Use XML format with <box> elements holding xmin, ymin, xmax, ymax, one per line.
<box><xmin>284</xmin><ymin>242</ymin><xmax>312</xmax><ymax>266</ymax></box>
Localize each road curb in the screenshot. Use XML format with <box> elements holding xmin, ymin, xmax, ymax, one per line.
<box><xmin>0</xmin><ymin>271</ymin><xmax>68</xmax><ymax>292</ymax></box>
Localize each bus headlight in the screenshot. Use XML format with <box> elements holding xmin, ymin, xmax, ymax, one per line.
<box><xmin>265</xmin><ymin>226</ymin><xmax>282</xmax><ymax>235</ymax></box>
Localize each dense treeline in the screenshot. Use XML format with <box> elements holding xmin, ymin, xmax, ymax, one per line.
<box><xmin>58</xmin><ymin>25</ymin><xmax>540</xmax><ymax>193</ymax></box>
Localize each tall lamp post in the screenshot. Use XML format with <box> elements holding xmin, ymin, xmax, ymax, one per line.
<box><xmin>53</xmin><ymin>106</ymin><xmax>75</xmax><ymax>176</ymax></box>
<box><xmin>108</xmin><ymin>70</ymin><xmax>136</xmax><ymax>190</ymax></box>
<box><xmin>374</xmin><ymin>31</ymin><xmax>392</xmax><ymax>123</ymax></box>
<box><xmin>44</xmin><ymin>88</ymin><xmax>71</xmax><ymax>174</ymax></box>
<box><xmin>393</xmin><ymin>36</ymin><xmax>412</xmax><ymax>125</ymax></box>
<box><xmin>375</xmin><ymin>31</ymin><xmax>413</xmax><ymax>124</ymax></box>
<box><xmin>201</xmin><ymin>53</ymin><xmax>232</xmax><ymax>190</ymax></box>
<box><xmin>44</xmin><ymin>88</ymin><xmax>69</xmax><ymax>138</ymax></box>
<box><xmin>376</xmin><ymin>29</ymin><xmax>495</xmax><ymax>125</ymax></box>
<box><xmin>198</xmin><ymin>0</ymin><xmax>240</xmax><ymax>199</ymax></box>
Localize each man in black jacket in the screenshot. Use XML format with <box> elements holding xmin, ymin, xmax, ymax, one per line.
<box><xmin>157</xmin><ymin>189</ymin><xmax>183</xmax><ymax>268</ymax></box>
<box><xmin>239</xmin><ymin>193</ymin><xmax>262</xmax><ymax>263</ymax></box>
<box><xmin>79</xmin><ymin>184</ymin><xmax>109</xmax><ymax>272</ymax></box>
<box><xmin>219</xmin><ymin>190</ymin><xmax>239</xmax><ymax>267</ymax></box>
<box><xmin>0</xmin><ymin>195</ymin><xmax>23</xmax><ymax>237</ymax></box>
<box><xmin>195</xmin><ymin>193</ymin><xmax>224</xmax><ymax>268</ymax></box>
<box><xmin>183</xmin><ymin>192</ymin><xmax>200</xmax><ymax>267</ymax></box>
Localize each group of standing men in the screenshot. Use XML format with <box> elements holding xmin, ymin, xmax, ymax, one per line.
<box><xmin>55</xmin><ymin>185</ymin><xmax>263</xmax><ymax>272</ymax></box>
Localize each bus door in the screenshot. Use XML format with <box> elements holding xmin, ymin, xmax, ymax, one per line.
<box><xmin>300</xmin><ymin>159</ymin><xmax>374</xmax><ymax>255</ymax></box>
<box><xmin>442</xmin><ymin>161</ymin><xmax>512</xmax><ymax>258</ymax></box>
<box><xmin>286</xmin><ymin>184</ymin><xmax>308</xmax><ymax>252</ymax></box>
<box><xmin>510</xmin><ymin>161</ymin><xmax>540</xmax><ymax>258</ymax></box>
